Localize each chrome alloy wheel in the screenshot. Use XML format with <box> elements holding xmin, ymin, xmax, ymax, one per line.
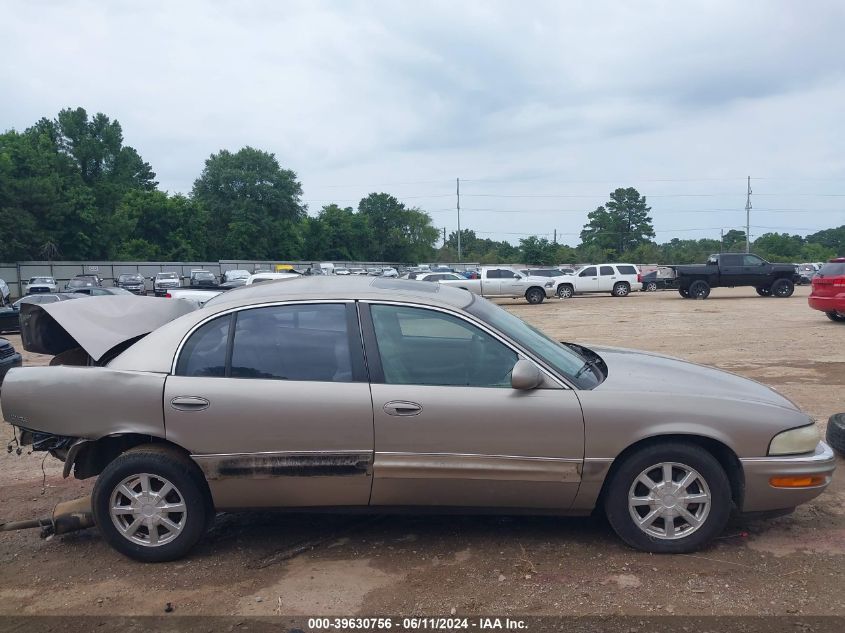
<box><xmin>628</xmin><ymin>462</ymin><xmax>711</xmax><ymax>540</ymax></box>
<box><xmin>109</xmin><ymin>473</ymin><xmax>187</xmax><ymax>547</ymax></box>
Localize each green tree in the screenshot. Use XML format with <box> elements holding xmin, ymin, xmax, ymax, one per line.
<box><xmin>580</xmin><ymin>187</ymin><xmax>655</xmax><ymax>258</ymax></box>
<box><xmin>357</xmin><ymin>193</ymin><xmax>438</xmax><ymax>262</ymax></box>
<box><xmin>519</xmin><ymin>236</ymin><xmax>557</xmax><ymax>265</ymax></box>
<box><xmin>192</xmin><ymin>147</ymin><xmax>305</xmax><ymax>260</ymax></box>
<box><xmin>805</xmin><ymin>225</ymin><xmax>845</xmax><ymax>256</ymax></box>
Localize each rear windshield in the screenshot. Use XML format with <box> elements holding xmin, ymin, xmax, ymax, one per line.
<box><xmin>819</xmin><ymin>263</ymin><xmax>845</xmax><ymax>277</ymax></box>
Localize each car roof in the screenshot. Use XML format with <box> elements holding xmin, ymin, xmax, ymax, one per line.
<box><xmin>208</xmin><ymin>275</ymin><xmax>473</xmax><ymax>310</ymax></box>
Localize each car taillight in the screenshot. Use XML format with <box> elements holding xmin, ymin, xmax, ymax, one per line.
<box><xmin>637</xmin><ymin>273</ymin><xmax>642</xmax><ymax>282</ymax></box>
<box><xmin>164</xmin><ymin>292</ymin><xmax>172</xmax><ymax>298</ymax></box>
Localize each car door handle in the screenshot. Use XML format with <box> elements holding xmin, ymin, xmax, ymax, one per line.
<box><xmin>170</xmin><ymin>396</ymin><xmax>210</xmax><ymax>411</ymax></box>
<box><xmin>383</xmin><ymin>401</ymin><xmax>423</xmax><ymax>416</ymax></box>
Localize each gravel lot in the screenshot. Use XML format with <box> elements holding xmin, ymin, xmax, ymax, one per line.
<box><xmin>0</xmin><ymin>285</ymin><xmax>843</xmax><ymax>617</ymax></box>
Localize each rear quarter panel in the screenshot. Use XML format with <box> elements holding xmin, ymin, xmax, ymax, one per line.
<box><xmin>1</xmin><ymin>366</ymin><xmax>166</xmax><ymax>439</ymax></box>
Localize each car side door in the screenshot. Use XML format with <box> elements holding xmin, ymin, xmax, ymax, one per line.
<box><xmin>499</xmin><ymin>269</ymin><xmax>529</xmax><ymax>296</ymax></box>
<box><xmin>741</xmin><ymin>254</ymin><xmax>769</xmax><ymax>285</ymax></box>
<box><xmin>362</xmin><ymin>302</ymin><xmax>585</xmax><ymax>510</ymax></box>
<box><xmin>481</xmin><ymin>269</ymin><xmax>503</xmax><ymax>295</ymax></box>
<box><xmin>717</xmin><ymin>254</ymin><xmax>744</xmax><ymax>285</ymax></box>
<box><xmin>163</xmin><ymin>302</ymin><xmax>374</xmax><ymax>509</ymax></box>
<box><xmin>577</xmin><ymin>266</ymin><xmax>599</xmax><ymax>292</ymax></box>
<box><xmin>598</xmin><ymin>265</ymin><xmax>616</xmax><ymax>292</ymax></box>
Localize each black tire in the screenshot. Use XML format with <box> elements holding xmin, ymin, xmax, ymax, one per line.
<box><xmin>604</xmin><ymin>442</ymin><xmax>732</xmax><ymax>554</ymax></box>
<box><xmin>92</xmin><ymin>445</ymin><xmax>210</xmax><ymax>562</ymax></box>
<box><xmin>645</xmin><ymin>281</ymin><xmax>658</xmax><ymax>292</ymax></box>
<box><xmin>755</xmin><ymin>286</ymin><xmax>771</xmax><ymax>297</ymax></box>
<box><xmin>826</xmin><ymin>414</ymin><xmax>845</xmax><ymax>456</ymax></box>
<box><xmin>771</xmin><ymin>278</ymin><xmax>795</xmax><ymax>298</ymax></box>
<box><xmin>678</xmin><ymin>287</ymin><xmax>690</xmax><ymax>298</ymax></box>
<box><xmin>557</xmin><ymin>284</ymin><xmax>574</xmax><ymax>299</ymax></box>
<box><xmin>826</xmin><ymin>311</ymin><xmax>845</xmax><ymax>323</ymax></box>
<box><xmin>525</xmin><ymin>287</ymin><xmax>545</xmax><ymax>304</ymax></box>
<box><xmin>612</xmin><ymin>282</ymin><xmax>630</xmax><ymax>297</ymax></box>
<box><xmin>688</xmin><ymin>280</ymin><xmax>710</xmax><ymax>300</ymax></box>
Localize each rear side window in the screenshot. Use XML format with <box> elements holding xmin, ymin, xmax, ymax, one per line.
<box><xmin>721</xmin><ymin>255</ymin><xmax>742</xmax><ymax>266</ymax></box>
<box><xmin>230</xmin><ymin>304</ymin><xmax>352</xmax><ymax>382</ymax></box>
<box><xmin>616</xmin><ymin>265</ymin><xmax>637</xmax><ymax>275</ymax></box>
<box><xmin>600</xmin><ymin>266</ymin><xmax>614</xmax><ymax>276</ymax></box>
<box><xmin>176</xmin><ymin>315</ymin><xmax>231</xmax><ymax>377</ymax></box>
<box><xmin>820</xmin><ymin>263</ymin><xmax>845</xmax><ymax>276</ymax></box>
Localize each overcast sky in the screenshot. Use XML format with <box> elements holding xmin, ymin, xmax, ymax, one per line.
<box><xmin>3</xmin><ymin>0</ymin><xmax>845</xmax><ymax>246</ymax></box>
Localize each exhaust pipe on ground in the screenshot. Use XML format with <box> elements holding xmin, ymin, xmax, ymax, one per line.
<box><xmin>0</xmin><ymin>496</ymin><xmax>94</xmax><ymax>537</ymax></box>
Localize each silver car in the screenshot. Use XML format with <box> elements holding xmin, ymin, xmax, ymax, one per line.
<box><xmin>0</xmin><ymin>278</ymin><xmax>834</xmax><ymax>562</ymax></box>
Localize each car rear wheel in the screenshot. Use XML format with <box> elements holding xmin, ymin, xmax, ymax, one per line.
<box><xmin>645</xmin><ymin>281</ymin><xmax>658</xmax><ymax>292</ymax></box>
<box><xmin>771</xmin><ymin>278</ymin><xmax>795</xmax><ymax>298</ymax></box>
<box><xmin>92</xmin><ymin>445</ymin><xmax>210</xmax><ymax>562</ymax></box>
<box><xmin>557</xmin><ymin>284</ymin><xmax>574</xmax><ymax>299</ymax></box>
<box><xmin>525</xmin><ymin>288</ymin><xmax>545</xmax><ymax>304</ymax></box>
<box><xmin>826</xmin><ymin>413</ymin><xmax>845</xmax><ymax>456</ymax></box>
<box><xmin>604</xmin><ymin>442</ymin><xmax>732</xmax><ymax>553</ymax></box>
<box><xmin>688</xmin><ymin>280</ymin><xmax>710</xmax><ymax>299</ymax></box>
<box><xmin>612</xmin><ymin>282</ymin><xmax>630</xmax><ymax>297</ymax></box>
<box><xmin>826</xmin><ymin>311</ymin><xmax>845</xmax><ymax>323</ymax></box>
<box><xmin>678</xmin><ymin>288</ymin><xmax>690</xmax><ymax>298</ymax></box>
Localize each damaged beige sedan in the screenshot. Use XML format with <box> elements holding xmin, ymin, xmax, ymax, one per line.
<box><xmin>1</xmin><ymin>277</ymin><xmax>835</xmax><ymax>561</ymax></box>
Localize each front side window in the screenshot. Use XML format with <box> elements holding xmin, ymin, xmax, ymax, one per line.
<box><xmin>579</xmin><ymin>266</ymin><xmax>597</xmax><ymax>277</ymax></box>
<box><xmin>600</xmin><ymin>266</ymin><xmax>614</xmax><ymax>276</ymax></box>
<box><xmin>743</xmin><ymin>255</ymin><xmax>764</xmax><ymax>266</ymax></box>
<box><xmin>370</xmin><ymin>305</ymin><xmax>517</xmax><ymax>387</ymax></box>
<box><xmin>231</xmin><ymin>304</ymin><xmax>352</xmax><ymax>382</ymax></box>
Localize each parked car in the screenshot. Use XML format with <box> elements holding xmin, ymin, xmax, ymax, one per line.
<box><xmin>796</xmin><ymin>263</ymin><xmax>819</xmax><ymax>285</ymax></box>
<box><xmin>24</xmin><ymin>276</ymin><xmax>59</xmax><ymax>295</ymax></box>
<box><xmin>381</xmin><ymin>267</ymin><xmax>399</xmax><ymax>278</ymax></box>
<box><xmin>673</xmin><ymin>253</ymin><xmax>798</xmax><ymax>299</ymax></box>
<box><xmin>640</xmin><ymin>267</ymin><xmax>677</xmax><ymax>292</ymax></box>
<box><xmin>808</xmin><ymin>257</ymin><xmax>845</xmax><ymax>323</ymax></box>
<box><xmin>189</xmin><ymin>271</ymin><xmax>218</xmax><ymax>288</ymax></box>
<box><xmin>367</xmin><ymin>268</ymin><xmax>383</xmax><ymax>276</ymax></box>
<box><xmin>219</xmin><ymin>270</ymin><xmax>250</xmax><ymax>290</ymax></box>
<box><xmin>161</xmin><ymin>288</ymin><xmax>223</xmax><ymax>307</ymax></box>
<box><xmin>153</xmin><ymin>272</ymin><xmax>182</xmax><ymax>297</ymax></box>
<box><xmin>65</xmin><ymin>274</ymin><xmax>102</xmax><ymax>292</ymax></box>
<box><xmin>438</xmin><ymin>266</ymin><xmax>555</xmax><ymax>304</ymax></box>
<box><xmin>0</xmin><ymin>294</ymin><xmax>84</xmax><ymax>334</ymax></box>
<box><xmin>416</xmin><ymin>272</ymin><xmax>466</xmax><ymax>283</ymax></box>
<box><xmin>335</xmin><ymin>268</ymin><xmax>351</xmax><ymax>276</ymax></box>
<box><xmin>1</xmin><ymin>277</ymin><xmax>834</xmax><ymax>562</ymax></box>
<box><xmin>0</xmin><ymin>278</ymin><xmax>10</xmax><ymax>307</ymax></box>
<box><xmin>0</xmin><ymin>337</ymin><xmax>22</xmax><ymax>389</ymax></box>
<box><xmin>72</xmin><ymin>287</ymin><xmax>135</xmax><ymax>297</ymax></box>
<box><xmin>245</xmin><ymin>272</ymin><xmax>300</xmax><ymax>285</ymax></box>
<box><xmin>349</xmin><ymin>268</ymin><xmax>367</xmax><ymax>275</ymax></box>
<box><xmin>572</xmin><ymin>264</ymin><xmax>640</xmax><ymax>297</ymax></box>
<box><xmin>116</xmin><ymin>273</ymin><xmax>147</xmax><ymax>295</ymax></box>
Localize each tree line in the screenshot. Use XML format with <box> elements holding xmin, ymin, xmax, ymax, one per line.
<box><xmin>2</xmin><ymin>108</ymin><xmax>843</xmax><ymax>265</ymax></box>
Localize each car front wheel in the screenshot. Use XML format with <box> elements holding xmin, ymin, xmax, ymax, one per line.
<box><xmin>557</xmin><ymin>284</ymin><xmax>574</xmax><ymax>299</ymax></box>
<box><xmin>755</xmin><ymin>286</ymin><xmax>771</xmax><ymax>297</ymax></box>
<box><xmin>525</xmin><ymin>288</ymin><xmax>545</xmax><ymax>304</ymax></box>
<box><xmin>771</xmin><ymin>278</ymin><xmax>795</xmax><ymax>298</ymax></box>
<box><xmin>604</xmin><ymin>442</ymin><xmax>732</xmax><ymax>553</ymax></box>
<box><xmin>92</xmin><ymin>445</ymin><xmax>210</xmax><ymax>562</ymax></box>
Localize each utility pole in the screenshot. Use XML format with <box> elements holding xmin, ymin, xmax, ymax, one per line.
<box><xmin>553</xmin><ymin>229</ymin><xmax>557</xmax><ymax>244</ymax></box>
<box><xmin>456</xmin><ymin>177</ymin><xmax>462</xmax><ymax>262</ymax></box>
<box><xmin>745</xmin><ymin>176</ymin><xmax>752</xmax><ymax>253</ymax></box>
<box><xmin>443</xmin><ymin>227</ymin><xmax>447</xmax><ymax>247</ymax></box>
<box><xmin>720</xmin><ymin>228</ymin><xmax>724</xmax><ymax>253</ymax></box>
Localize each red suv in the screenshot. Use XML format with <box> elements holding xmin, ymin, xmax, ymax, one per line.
<box><xmin>809</xmin><ymin>257</ymin><xmax>845</xmax><ymax>322</ymax></box>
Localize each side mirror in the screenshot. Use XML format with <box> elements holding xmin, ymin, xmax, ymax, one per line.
<box><xmin>511</xmin><ymin>359</ymin><xmax>543</xmax><ymax>390</ymax></box>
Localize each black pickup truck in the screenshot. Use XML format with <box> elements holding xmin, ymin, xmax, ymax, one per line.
<box><xmin>673</xmin><ymin>253</ymin><xmax>799</xmax><ymax>299</ymax></box>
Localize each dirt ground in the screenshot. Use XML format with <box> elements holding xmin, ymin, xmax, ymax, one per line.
<box><xmin>0</xmin><ymin>285</ymin><xmax>843</xmax><ymax>617</ymax></box>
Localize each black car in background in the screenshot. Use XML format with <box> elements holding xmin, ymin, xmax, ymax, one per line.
<box><xmin>116</xmin><ymin>272</ymin><xmax>147</xmax><ymax>295</ymax></box>
<box><xmin>189</xmin><ymin>270</ymin><xmax>218</xmax><ymax>288</ymax></box>
<box><xmin>64</xmin><ymin>274</ymin><xmax>102</xmax><ymax>292</ymax></box>
<box><xmin>0</xmin><ymin>294</ymin><xmax>85</xmax><ymax>334</ymax></box>
<box><xmin>0</xmin><ymin>337</ymin><xmax>22</xmax><ymax>389</ymax></box>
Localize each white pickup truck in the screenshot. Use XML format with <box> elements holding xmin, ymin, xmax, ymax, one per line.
<box><xmin>436</xmin><ymin>266</ymin><xmax>555</xmax><ymax>304</ymax></box>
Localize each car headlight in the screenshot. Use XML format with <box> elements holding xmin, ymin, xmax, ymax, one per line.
<box><xmin>768</xmin><ymin>424</ymin><xmax>820</xmax><ymax>455</ymax></box>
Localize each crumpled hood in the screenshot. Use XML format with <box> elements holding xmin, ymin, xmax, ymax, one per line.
<box><xmin>20</xmin><ymin>295</ymin><xmax>197</xmax><ymax>362</ymax></box>
<box><xmin>592</xmin><ymin>345</ymin><xmax>799</xmax><ymax>411</ymax></box>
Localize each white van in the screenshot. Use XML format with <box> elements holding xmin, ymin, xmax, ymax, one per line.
<box><xmin>573</xmin><ymin>263</ymin><xmax>640</xmax><ymax>297</ymax></box>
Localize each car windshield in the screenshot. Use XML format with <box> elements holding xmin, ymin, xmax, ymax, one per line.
<box><xmin>157</xmin><ymin>272</ymin><xmax>179</xmax><ymax>279</ymax></box>
<box><xmin>466</xmin><ymin>296</ymin><xmax>602</xmax><ymax>389</ymax></box>
<box><xmin>29</xmin><ymin>277</ymin><xmax>54</xmax><ymax>284</ymax></box>
<box><xmin>119</xmin><ymin>274</ymin><xmax>143</xmax><ymax>282</ymax></box>
<box><xmin>107</xmin><ymin>287</ymin><xmax>134</xmax><ymax>295</ymax></box>
<box><xmin>226</xmin><ymin>270</ymin><xmax>250</xmax><ymax>280</ymax></box>
<box><xmin>67</xmin><ymin>279</ymin><xmax>92</xmax><ymax>288</ymax></box>
<box><xmin>194</xmin><ymin>272</ymin><xmax>215</xmax><ymax>280</ymax></box>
